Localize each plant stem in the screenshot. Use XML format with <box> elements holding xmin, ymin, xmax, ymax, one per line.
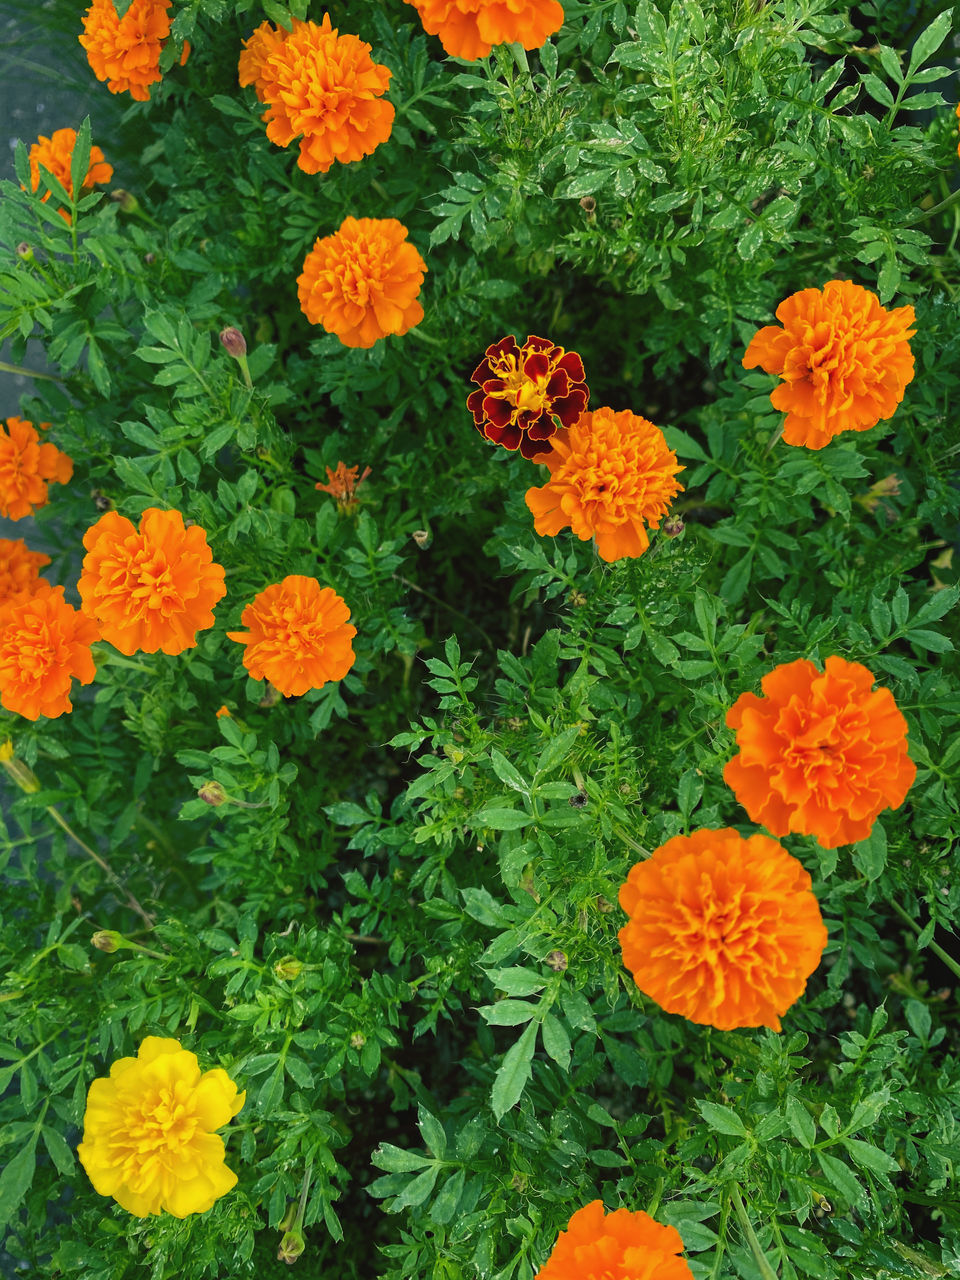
<box><xmin>906</xmin><ymin>185</ymin><xmax>960</xmax><ymax>225</ymax></box>
<box><xmin>730</xmin><ymin>1185</ymin><xmax>778</xmax><ymax>1280</ymax></box>
<box><xmin>888</xmin><ymin>897</ymin><xmax>960</xmax><ymax>984</ymax></box>
<box><xmin>42</xmin><ymin>805</ymin><xmax>156</xmax><ymax>930</ymax></box>
<box><xmin>0</xmin><ymin>360</ymin><xmax>63</xmax><ymax>382</ymax></box>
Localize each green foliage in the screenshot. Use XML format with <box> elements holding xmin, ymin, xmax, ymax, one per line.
<box><xmin>1</xmin><ymin>1</ymin><xmax>959</xmax><ymax>1279</ymax></box>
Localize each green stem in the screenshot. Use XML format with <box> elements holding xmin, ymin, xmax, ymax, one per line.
<box><xmin>730</xmin><ymin>1185</ymin><xmax>777</xmax><ymax>1280</ymax></box>
<box><xmin>888</xmin><ymin>897</ymin><xmax>960</xmax><ymax>984</ymax></box>
<box><xmin>236</xmin><ymin>353</ymin><xmax>254</xmax><ymax>390</ymax></box>
<box><xmin>0</xmin><ymin>360</ymin><xmax>63</xmax><ymax>383</ymax></box>
<box><xmin>906</xmin><ymin>185</ymin><xmax>960</xmax><ymax>226</ymax></box>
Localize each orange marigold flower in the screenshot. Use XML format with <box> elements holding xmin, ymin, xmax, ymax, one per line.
<box><xmin>723</xmin><ymin>655</ymin><xmax>916</xmax><ymax>849</ymax></box>
<box><xmin>227</xmin><ymin>576</ymin><xmax>357</xmax><ymax>697</ymax></box>
<box><xmin>238</xmin><ymin>14</ymin><xmax>394</xmax><ymax>175</ymax></box>
<box><xmin>27</xmin><ymin>128</ymin><xmax>113</xmax><ymax>222</ymax></box>
<box><xmin>467</xmin><ymin>334</ymin><xmax>588</xmax><ymax>459</ymax></box>
<box><xmin>0</xmin><ymin>538</ymin><xmax>52</xmax><ymax>604</ymax></box>
<box><xmin>404</xmin><ymin>0</ymin><xmax>564</xmax><ymax>60</ymax></box>
<box><xmin>0</xmin><ymin>417</ymin><xmax>73</xmax><ymax>521</ymax></box>
<box><xmin>0</xmin><ymin>583</ymin><xmax>100</xmax><ymax>721</ymax></box>
<box><xmin>743</xmin><ymin>280</ymin><xmax>916</xmax><ymax>450</ymax></box>
<box><xmin>215</xmin><ymin>704</ymin><xmax>232</xmax><ymax>719</ymax></box>
<box><xmin>524</xmin><ymin>407</ymin><xmax>684</xmax><ymax>562</ymax></box>
<box><xmin>298</xmin><ymin>217</ymin><xmax>427</xmax><ymax>348</ymax></box>
<box><xmin>78</xmin><ymin>508</ymin><xmax>226</xmax><ymax>656</ymax></box>
<box><xmin>538</xmin><ymin>1200</ymin><xmax>694</xmax><ymax>1280</ymax></box>
<box><xmin>79</xmin><ymin>0</ymin><xmax>184</xmax><ymax>101</ymax></box>
<box><xmin>618</xmin><ymin>828</ymin><xmax>828</xmax><ymax>1031</ymax></box>
<box><xmin>315</xmin><ymin>461</ymin><xmax>372</xmax><ymax>512</ymax></box>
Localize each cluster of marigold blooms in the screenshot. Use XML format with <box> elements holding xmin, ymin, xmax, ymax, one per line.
<box><xmin>23</xmin><ymin>3</ymin><xmax>924</xmax><ymax>1269</ymax></box>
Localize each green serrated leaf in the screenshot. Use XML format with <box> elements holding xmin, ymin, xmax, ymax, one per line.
<box><xmin>491</xmin><ymin>1021</ymin><xmax>537</xmax><ymax>1120</ymax></box>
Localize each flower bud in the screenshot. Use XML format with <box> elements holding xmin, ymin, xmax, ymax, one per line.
<box><xmin>569</xmin><ymin>790</ymin><xmax>588</xmax><ymax>809</ymax></box>
<box><xmin>545</xmin><ymin>949</ymin><xmax>568</xmax><ymax>972</ymax></box>
<box><xmin>198</xmin><ymin>780</ymin><xmax>227</xmax><ymax>806</ymax></box>
<box><xmin>412</xmin><ymin>529</ymin><xmax>432</xmax><ymax>549</ymax></box>
<box><xmin>278</xmin><ymin>1229</ymin><xmax>306</xmax><ymax>1265</ymax></box>
<box><xmin>662</xmin><ymin>515</ymin><xmax>684</xmax><ymax>538</ymax></box>
<box><xmin>92</xmin><ymin>930</ymin><xmax>124</xmax><ymax>953</ymax></box>
<box><xmin>16</xmin><ymin>242</ymin><xmax>34</xmax><ymax>262</ymax></box>
<box><xmin>274</xmin><ymin>956</ymin><xmax>304</xmax><ymax>981</ymax></box>
<box><xmin>579</xmin><ymin>196</ymin><xmax>596</xmax><ymax>214</ymax></box>
<box><xmin>0</xmin><ymin>739</ymin><xmax>13</xmax><ymax>763</ymax></box>
<box><xmin>349</xmin><ymin>1031</ymin><xmax>366</xmax><ymax>1049</ymax></box>
<box><xmin>219</xmin><ymin>327</ymin><xmax>248</xmax><ymax>359</ymax></box>
<box><xmin>110</xmin><ymin>189</ymin><xmax>139</xmax><ymax>214</ymax></box>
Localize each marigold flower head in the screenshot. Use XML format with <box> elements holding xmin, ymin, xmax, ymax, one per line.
<box><xmin>78</xmin><ymin>508</ymin><xmax>226</xmax><ymax>656</ymax></box>
<box><xmin>0</xmin><ymin>583</ymin><xmax>100</xmax><ymax>721</ymax></box>
<box><xmin>723</xmin><ymin>655</ymin><xmax>916</xmax><ymax>849</ymax></box>
<box><xmin>467</xmin><ymin>334</ymin><xmax>588</xmax><ymax>459</ymax></box>
<box><xmin>538</xmin><ymin>1200</ymin><xmax>694</xmax><ymax>1280</ymax></box>
<box><xmin>79</xmin><ymin>0</ymin><xmax>185</xmax><ymax>101</ymax></box>
<box><xmin>0</xmin><ymin>417</ymin><xmax>73</xmax><ymax>521</ymax></box>
<box><xmin>77</xmin><ymin>1036</ymin><xmax>245</xmax><ymax>1217</ymax></box>
<box><xmin>227</xmin><ymin>575</ymin><xmax>357</xmax><ymax>697</ymax></box>
<box><xmin>404</xmin><ymin>0</ymin><xmax>564</xmax><ymax>60</ymax></box>
<box><xmin>298</xmin><ymin>217</ymin><xmax>427</xmax><ymax>348</ymax></box>
<box><xmin>0</xmin><ymin>538</ymin><xmax>52</xmax><ymax>604</ymax></box>
<box><xmin>27</xmin><ymin>128</ymin><xmax>113</xmax><ymax>222</ymax></box>
<box><xmin>524</xmin><ymin>406</ymin><xmax>683</xmax><ymax>562</ymax></box>
<box><xmin>239</xmin><ymin>14</ymin><xmax>394</xmax><ymax>175</ymax></box>
<box><xmin>618</xmin><ymin>828</ymin><xmax>828</xmax><ymax>1030</ymax></box>
<box><xmin>743</xmin><ymin>280</ymin><xmax>916</xmax><ymax>450</ymax></box>
<box><xmin>315</xmin><ymin>461</ymin><xmax>371</xmax><ymax>512</ymax></box>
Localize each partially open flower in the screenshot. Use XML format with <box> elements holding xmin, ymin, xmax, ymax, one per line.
<box><xmin>227</xmin><ymin>575</ymin><xmax>357</xmax><ymax>697</ymax></box>
<box><xmin>467</xmin><ymin>334</ymin><xmax>588</xmax><ymax>459</ymax></box>
<box><xmin>525</xmin><ymin>407</ymin><xmax>683</xmax><ymax>561</ymax></box>
<box><xmin>0</xmin><ymin>417</ymin><xmax>73</xmax><ymax>521</ymax></box>
<box><xmin>77</xmin><ymin>1036</ymin><xmax>245</xmax><ymax>1217</ymax></box>
<box><xmin>315</xmin><ymin>461</ymin><xmax>371</xmax><ymax>513</ymax></box>
<box><xmin>298</xmin><ymin>217</ymin><xmax>427</xmax><ymax>348</ymax></box>
<box><xmin>404</xmin><ymin>0</ymin><xmax>565</xmax><ymax>61</ymax></box>
<box><xmin>743</xmin><ymin>280</ymin><xmax>916</xmax><ymax>449</ymax></box>
<box><xmin>618</xmin><ymin>828</ymin><xmax>828</xmax><ymax>1030</ymax></box>
<box><xmin>537</xmin><ymin>1200</ymin><xmax>694</xmax><ymax>1280</ymax></box>
<box><xmin>723</xmin><ymin>655</ymin><xmax>916</xmax><ymax>848</ymax></box>
<box><xmin>0</xmin><ymin>584</ymin><xmax>99</xmax><ymax>721</ymax></box>
<box><xmin>27</xmin><ymin>128</ymin><xmax>113</xmax><ymax>222</ymax></box>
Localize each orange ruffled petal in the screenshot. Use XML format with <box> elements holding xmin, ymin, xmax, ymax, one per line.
<box><xmin>723</xmin><ymin>655</ymin><xmax>916</xmax><ymax>848</ymax></box>
<box><xmin>524</xmin><ymin>406</ymin><xmax>683</xmax><ymax>562</ymax></box>
<box><xmin>227</xmin><ymin>575</ymin><xmax>357</xmax><ymax>697</ymax></box>
<box><xmin>78</xmin><ymin>508</ymin><xmax>226</xmax><ymax>656</ymax></box>
<box><xmin>404</xmin><ymin>0</ymin><xmax>564</xmax><ymax>60</ymax></box>
<box><xmin>0</xmin><ymin>538</ymin><xmax>51</xmax><ymax>604</ymax></box>
<box><xmin>0</xmin><ymin>583</ymin><xmax>100</xmax><ymax>721</ymax></box>
<box><xmin>79</xmin><ymin>0</ymin><xmax>179</xmax><ymax>101</ymax></box>
<box><xmin>538</xmin><ymin>1200</ymin><xmax>694</xmax><ymax>1280</ymax></box>
<box><xmin>298</xmin><ymin>216</ymin><xmax>427</xmax><ymax>348</ymax></box>
<box><xmin>0</xmin><ymin>417</ymin><xmax>73</xmax><ymax>521</ymax></box>
<box><xmin>743</xmin><ymin>279</ymin><xmax>915</xmax><ymax>449</ymax></box>
<box><xmin>27</xmin><ymin>127</ymin><xmax>113</xmax><ymax>222</ymax></box>
<box><xmin>618</xmin><ymin>828</ymin><xmax>828</xmax><ymax>1031</ymax></box>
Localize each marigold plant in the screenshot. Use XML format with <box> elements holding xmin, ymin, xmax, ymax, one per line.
<box><xmin>27</xmin><ymin>127</ymin><xmax>113</xmax><ymax>220</ymax></box>
<box><xmin>537</xmin><ymin>1200</ymin><xmax>694</xmax><ymax>1280</ymax></box>
<box><xmin>743</xmin><ymin>279</ymin><xmax>916</xmax><ymax>449</ymax></box>
<box><xmin>0</xmin><ymin>583</ymin><xmax>100</xmax><ymax>721</ymax></box>
<box><xmin>238</xmin><ymin>14</ymin><xmax>394</xmax><ymax>175</ymax></box>
<box><xmin>467</xmin><ymin>334</ymin><xmax>588</xmax><ymax>458</ymax></box>
<box><xmin>77</xmin><ymin>1036</ymin><xmax>245</xmax><ymax>1218</ymax></box>
<box><xmin>297</xmin><ymin>217</ymin><xmax>427</xmax><ymax>348</ymax></box>
<box><xmin>723</xmin><ymin>655</ymin><xmax>917</xmax><ymax>849</ymax></box>
<box><xmin>0</xmin><ymin>416</ymin><xmax>73</xmax><ymax>521</ymax></box>
<box><xmin>618</xmin><ymin>828</ymin><xmax>828</xmax><ymax>1030</ymax></box>
<box><xmin>315</xmin><ymin>461</ymin><xmax>372</xmax><ymax>512</ymax></box>
<box><xmin>524</xmin><ymin>406</ymin><xmax>683</xmax><ymax>561</ymax></box>
<box><xmin>77</xmin><ymin>508</ymin><xmax>226</xmax><ymax>656</ymax></box>
<box><xmin>0</xmin><ymin>538</ymin><xmax>51</xmax><ymax>604</ymax></box>
<box><xmin>79</xmin><ymin>0</ymin><xmax>185</xmax><ymax>101</ymax></box>
<box><xmin>404</xmin><ymin>0</ymin><xmax>565</xmax><ymax>60</ymax></box>
<box><xmin>227</xmin><ymin>575</ymin><xmax>357</xmax><ymax>697</ymax></box>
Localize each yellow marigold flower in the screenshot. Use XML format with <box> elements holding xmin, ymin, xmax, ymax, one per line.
<box><xmin>0</xmin><ymin>538</ymin><xmax>51</xmax><ymax>604</ymax></box>
<box><xmin>297</xmin><ymin>216</ymin><xmax>427</xmax><ymax>348</ymax></box>
<box><xmin>405</xmin><ymin>0</ymin><xmax>564</xmax><ymax>61</ymax></box>
<box><xmin>78</xmin><ymin>1036</ymin><xmax>245</xmax><ymax>1217</ymax></box>
<box><xmin>239</xmin><ymin>14</ymin><xmax>394</xmax><ymax>175</ymax></box>
<box><xmin>524</xmin><ymin>407</ymin><xmax>684</xmax><ymax>562</ymax></box>
<box><xmin>0</xmin><ymin>417</ymin><xmax>73</xmax><ymax>521</ymax></box>
<box><xmin>79</xmin><ymin>0</ymin><xmax>186</xmax><ymax>101</ymax></box>
<box><xmin>618</xmin><ymin>828</ymin><xmax>828</xmax><ymax>1031</ymax></box>
<box><xmin>27</xmin><ymin>128</ymin><xmax>113</xmax><ymax>222</ymax></box>
<box><xmin>743</xmin><ymin>280</ymin><xmax>916</xmax><ymax>450</ymax></box>
<box><xmin>227</xmin><ymin>575</ymin><xmax>357</xmax><ymax>697</ymax></box>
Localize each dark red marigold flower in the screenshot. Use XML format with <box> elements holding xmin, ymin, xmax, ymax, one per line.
<box><xmin>467</xmin><ymin>334</ymin><xmax>589</xmax><ymax>459</ymax></box>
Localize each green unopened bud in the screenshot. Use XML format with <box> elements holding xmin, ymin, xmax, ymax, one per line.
<box><xmin>219</xmin><ymin>326</ymin><xmax>247</xmax><ymax>358</ymax></box>
<box><xmin>278</xmin><ymin>1229</ymin><xmax>306</xmax><ymax>1265</ymax></box>
<box><xmin>198</xmin><ymin>780</ymin><xmax>227</xmax><ymax>806</ymax></box>
<box><xmin>545</xmin><ymin>949</ymin><xmax>567</xmax><ymax>972</ymax></box>
<box><xmin>662</xmin><ymin>515</ymin><xmax>684</xmax><ymax>538</ymax></box>
<box><xmin>92</xmin><ymin>930</ymin><xmax>124</xmax><ymax>953</ymax></box>
<box><xmin>110</xmin><ymin>188</ymin><xmax>139</xmax><ymax>214</ymax></box>
<box><xmin>274</xmin><ymin>956</ymin><xmax>304</xmax><ymax>981</ymax></box>
<box><xmin>349</xmin><ymin>1031</ymin><xmax>366</xmax><ymax>1049</ymax></box>
<box><xmin>16</xmin><ymin>242</ymin><xmax>34</xmax><ymax>262</ymax></box>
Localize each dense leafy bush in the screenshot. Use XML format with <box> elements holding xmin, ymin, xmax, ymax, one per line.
<box><xmin>1</xmin><ymin>1</ymin><xmax>959</xmax><ymax>1277</ymax></box>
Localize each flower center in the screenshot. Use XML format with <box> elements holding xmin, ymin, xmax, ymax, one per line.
<box><xmin>489</xmin><ymin>353</ymin><xmax>551</xmax><ymax>416</ymax></box>
<box><xmin>129</xmin><ymin>550</ymin><xmax>182</xmax><ymax>613</ymax></box>
<box><xmin>128</xmin><ymin>1086</ymin><xmax>199</xmax><ymax>1156</ymax></box>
